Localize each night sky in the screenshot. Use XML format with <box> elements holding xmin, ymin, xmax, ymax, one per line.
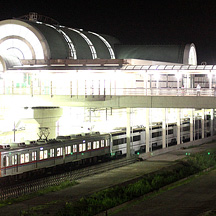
<box><xmin>1</xmin><ymin>0</ymin><xmax>216</xmax><ymax>64</ymax></box>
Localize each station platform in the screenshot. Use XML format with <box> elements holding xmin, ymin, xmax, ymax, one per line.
<box><xmin>0</xmin><ymin>141</ymin><xmax>215</xmax><ymax>215</ymax></box>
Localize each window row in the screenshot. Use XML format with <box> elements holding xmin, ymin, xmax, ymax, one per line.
<box><xmin>2</xmin><ymin>139</ymin><xmax>109</xmax><ymax>166</ymax></box>
<box><xmin>113</xmin><ymin>135</ymin><xmax>141</xmax><ymax>146</ymax></box>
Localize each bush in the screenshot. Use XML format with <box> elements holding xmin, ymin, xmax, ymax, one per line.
<box><xmin>59</xmin><ymin>150</ymin><xmax>216</xmax><ymax>216</ymax></box>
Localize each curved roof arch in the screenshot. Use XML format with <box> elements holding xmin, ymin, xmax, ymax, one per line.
<box><xmin>0</xmin><ymin>19</ymin><xmax>120</xmax><ymax>61</ymax></box>
<box><xmin>0</xmin><ymin>19</ymin><xmax>50</xmax><ymax>60</ymax></box>
<box><xmin>115</xmin><ymin>43</ymin><xmax>197</xmax><ymax>65</ymax></box>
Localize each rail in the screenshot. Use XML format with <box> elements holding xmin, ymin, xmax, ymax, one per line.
<box><xmin>0</xmin><ymin>83</ymin><xmax>216</xmax><ymax>97</ymax></box>
<box><xmin>0</xmin><ymin>156</ymin><xmax>138</xmax><ymax>200</ymax></box>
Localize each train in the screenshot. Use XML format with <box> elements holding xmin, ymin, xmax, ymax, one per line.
<box><xmin>0</xmin><ymin>116</ymin><xmax>211</xmax><ymax>181</ymax></box>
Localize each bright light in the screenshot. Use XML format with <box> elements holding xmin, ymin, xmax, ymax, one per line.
<box><xmin>154</xmin><ymin>73</ymin><xmax>160</xmax><ymax>80</ymax></box>
<box><xmin>188</xmin><ymin>45</ymin><xmax>197</xmax><ymax>65</ymax></box>
<box><xmin>175</xmin><ymin>72</ymin><xmax>182</xmax><ymax>80</ymax></box>
<box><xmin>0</xmin><ymin>23</ymin><xmax>44</xmax><ymax>59</ymax></box>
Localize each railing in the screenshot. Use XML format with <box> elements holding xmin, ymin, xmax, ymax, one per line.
<box><xmin>0</xmin><ymin>84</ymin><xmax>215</xmax><ymax>97</ymax></box>
<box><xmin>0</xmin><ymin>156</ymin><xmax>137</xmax><ymax>200</ymax></box>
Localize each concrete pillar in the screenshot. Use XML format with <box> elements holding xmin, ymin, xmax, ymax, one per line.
<box><xmin>177</xmin><ymin>108</ymin><xmax>181</xmax><ymax>144</ymax></box>
<box><xmin>201</xmin><ymin>109</ymin><xmax>205</xmax><ymax>139</ymax></box>
<box><xmin>211</xmin><ymin>109</ymin><xmax>214</xmax><ymax>136</ymax></box>
<box><xmin>33</xmin><ymin>107</ymin><xmax>63</xmax><ymax>139</ymax></box>
<box><xmin>145</xmin><ymin>108</ymin><xmax>150</xmax><ymax>153</ymax></box>
<box><xmin>162</xmin><ymin>108</ymin><xmax>166</xmax><ymax>149</ymax></box>
<box><xmin>126</xmin><ymin>108</ymin><xmax>131</xmax><ymax>158</ymax></box>
<box><xmin>190</xmin><ymin>109</ymin><xmax>194</xmax><ymax>142</ymax></box>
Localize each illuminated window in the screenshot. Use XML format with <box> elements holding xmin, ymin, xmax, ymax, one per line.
<box><xmin>82</xmin><ymin>143</ymin><xmax>86</xmax><ymax>151</ymax></box>
<box><xmin>50</xmin><ymin>149</ymin><xmax>54</xmax><ymax>157</ymax></box>
<box><xmin>44</xmin><ymin>150</ymin><xmax>48</xmax><ymax>159</ymax></box>
<box><xmin>25</xmin><ymin>153</ymin><xmax>29</xmax><ymax>163</ymax></box>
<box><xmin>65</xmin><ymin>146</ymin><xmax>71</xmax><ymax>154</ymax></box>
<box><xmin>96</xmin><ymin>141</ymin><xmax>100</xmax><ymax>148</ymax></box>
<box><xmin>40</xmin><ymin>151</ymin><xmax>44</xmax><ymax>160</ymax></box>
<box><xmin>21</xmin><ymin>154</ymin><xmax>25</xmax><ymax>163</ymax></box>
<box><xmin>101</xmin><ymin>140</ymin><xmax>105</xmax><ymax>147</ymax></box>
<box><xmin>73</xmin><ymin>145</ymin><xmax>77</xmax><ymax>153</ymax></box>
<box><xmin>79</xmin><ymin>144</ymin><xmax>82</xmax><ymax>152</ymax></box>
<box><xmin>106</xmin><ymin>139</ymin><xmax>109</xmax><ymax>147</ymax></box>
<box><xmin>87</xmin><ymin>142</ymin><xmax>91</xmax><ymax>150</ymax></box>
<box><xmin>32</xmin><ymin>152</ymin><xmax>36</xmax><ymax>161</ymax></box>
<box><xmin>57</xmin><ymin>147</ymin><xmax>63</xmax><ymax>156</ymax></box>
<box><xmin>93</xmin><ymin>141</ymin><xmax>97</xmax><ymax>149</ymax></box>
<box><xmin>12</xmin><ymin>155</ymin><xmax>14</xmax><ymax>165</ymax></box>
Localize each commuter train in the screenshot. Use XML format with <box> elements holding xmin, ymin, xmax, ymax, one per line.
<box><xmin>0</xmin><ymin>117</ymin><xmax>211</xmax><ymax>179</ymax></box>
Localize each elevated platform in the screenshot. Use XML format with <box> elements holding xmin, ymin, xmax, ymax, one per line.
<box><xmin>1</xmin><ymin>94</ymin><xmax>216</xmax><ymax>109</ymax></box>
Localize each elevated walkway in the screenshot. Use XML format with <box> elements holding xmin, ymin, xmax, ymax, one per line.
<box><xmin>1</xmin><ymin>94</ymin><xmax>216</xmax><ymax>109</ymax></box>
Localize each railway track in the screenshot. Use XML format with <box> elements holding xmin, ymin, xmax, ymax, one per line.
<box><xmin>0</xmin><ymin>155</ymin><xmax>138</xmax><ymax>200</ymax></box>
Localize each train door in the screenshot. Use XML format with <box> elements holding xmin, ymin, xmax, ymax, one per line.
<box><xmin>12</xmin><ymin>154</ymin><xmax>18</xmax><ymax>174</ymax></box>
<box><xmin>3</xmin><ymin>155</ymin><xmax>9</xmax><ymax>175</ymax></box>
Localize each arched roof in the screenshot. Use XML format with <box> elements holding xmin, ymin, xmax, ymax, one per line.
<box><xmin>115</xmin><ymin>43</ymin><xmax>197</xmax><ymax>65</ymax></box>
<box><xmin>0</xmin><ymin>19</ymin><xmax>120</xmax><ymax>60</ymax></box>
<box><xmin>0</xmin><ymin>16</ymin><xmax>197</xmax><ymax>65</ymax></box>
<box><xmin>0</xmin><ymin>54</ymin><xmax>22</xmax><ymax>71</ymax></box>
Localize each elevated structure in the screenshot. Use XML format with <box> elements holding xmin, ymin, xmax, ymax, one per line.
<box><xmin>0</xmin><ymin>13</ymin><xmax>215</xmax><ymax>158</ymax></box>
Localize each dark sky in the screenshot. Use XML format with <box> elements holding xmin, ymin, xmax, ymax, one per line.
<box><xmin>1</xmin><ymin>0</ymin><xmax>216</xmax><ymax>64</ymax></box>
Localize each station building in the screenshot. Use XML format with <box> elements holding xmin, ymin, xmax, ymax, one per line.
<box><xmin>0</xmin><ymin>13</ymin><xmax>215</xmax><ymax>157</ymax></box>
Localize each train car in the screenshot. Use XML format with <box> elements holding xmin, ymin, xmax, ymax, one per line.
<box><xmin>0</xmin><ymin>114</ymin><xmax>212</xmax><ymax>179</ymax></box>
<box><xmin>0</xmin><ymin>133</ymin><xmax>110</xmax><ymax>178</ymax></box>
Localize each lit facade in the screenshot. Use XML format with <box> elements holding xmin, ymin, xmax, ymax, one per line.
<box><xmin>0</xmin><ymin>13</ymin><xmax>215</xmax><ymax>156</ymax></box>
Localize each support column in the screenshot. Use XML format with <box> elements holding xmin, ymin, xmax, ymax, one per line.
<box><xmin>177</xmin><ymin>108</ymin><xmax>181</xmax><ymax>144</ymax></box>
<box><xmin>190</xmin><ymin>109</ymin><xmax>194</xmax><ymax>142</ymax></box>
<box><xmin>211</xmin><ymin>109</ymin><xmax>214</xmax><ymax>137</ymax></box>
<box><xmin>145</xmin><ymin>108</ymin><xmax>150</xmax><ymax>153</ymax></box>
<box><xmin>162</xmin><ymin>108</ymin><xmax>166</xmax><ymax>149</ymax></box>
<box><xmin>201</xmin><ymin>109</ymin><xmax>205</xmax><ymax>139</ymax></box>
<box><xmin>33</xmin><ymin>107</ymin><xmax>63</xmax><ymax>139</ymax></box>
<box><xmin>126</xmin><ymin>108</ymin><xmax>131</xmax><ymax>158</ymax></box>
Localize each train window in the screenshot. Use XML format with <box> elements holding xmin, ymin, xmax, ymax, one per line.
<box><xmin>65</xmin><ymin>146</ymin><xmax>71</xmax><ymax>155</ymax></box>
<box><xmin>87</xmin><ymin>142</ymin><xmax>91</xmax><ymax>150</ymax></box>
<box><xmin>79</xmin><ymin>144</ymin><xmax>83</xmax><ymax>152</ymax></box>
<box><xmin>96</xmin><ymin>141</ymin><xmax>100</xmax><ymax>148</ymax></box>
<box><xmin>32</xmin><ymin>152</ymin><xmax>36</xmax><ymax>161</ymax></box>
<box><xmin>12</xmin><ymin>155</ymin><xmax>14</xmax><ymax>165</ymax></box>
<box><xmin>3</xmin><ymin>156</ymin><xmax>10</xmax><ymax>167</ymax></box>
<box><xmin>25</xmin><ymin>153</ymin><xmax>29</xmax><ymax>163</ymax></box>
<box><xmin>21</xmin><ymin>154</ymin><xmax>25</xmax><ymax>163</ymax></box>
<box><xmin>101</xmin><ymin>140</ymin><xmax>105</xmax><ymax>147</ymax></box>
<box><xmin>152</xmin><ymin>131</ymin><xmax>162</xmax><ymax>138</ymax></box>
<box><xmin>166</xmin><ymin>129</ymin><xmax>173</xmax><ymax>135</ymax></box>
<box><xmin>40</xmin><ymin>151</ymin><xmax>44</xmax><ymax>160</ymax></box>
<box><xmin>93</xmin><ymin>141</ymin><xmax>96</xmax><ymax>149</ymax></box>
<box><xmin>50</xmin><ymin>149</ymin><xmax>54</xmax><ymax>157</ymax></box>
<box><xmin>57</xmin><ymin>147</ymin><xmax>63</xmax><ymax>156</ymax></box>
<box><xmin>113</xmin><ymin>139</ymin><xmax>118</xmax><ymax>146</ymax></box>
<box><xmin>12</xmin><ymin>154</ymin><xmax>18</xmax><ymax>165</ymax></box>
<box><xmin>73</xmin><ymin>145</ymin><xmax>77</xmax><ymax>153</ymax></box>
<box><xmin>44</xmin><ymin>150</ymin><xmax>48</xmax><ymax>159</ymax></box>
<box><xmin>106</xmin><ymin>139</ymin><xmax>109</xmax><ymax>146</ymax></box>
<box><xmin>133</xmin><ymin>135</ymin><xmax>141</xmax><ymax>142</ymax></box>
<box><xmin>82</xmin><ymin>143</ymin><xmax>86</xmax><ymax>151</ymax></box>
